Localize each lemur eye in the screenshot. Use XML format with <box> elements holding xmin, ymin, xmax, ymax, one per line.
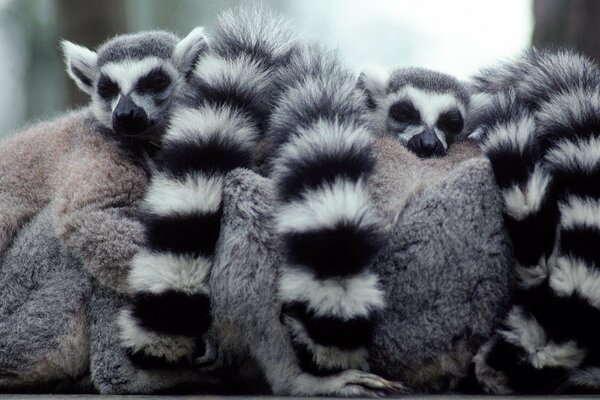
<box><xmin>137</xmin><ymin>68</ymin><xmax>171</xmax><ymax>93</ymax></box>
<box><xmin>389</xmin><ymin>100</ymin><xmax>421</xmax><ymax>124</ymax></box>
<box><xmin>97</xmin><ymin>75</ymin><xmax>119</xmax><ymax>99</ymax></box>
<box><xmin>437</xmin><ymin>109</ymin><xmax>464</xmax><ymax>134</ymax></box>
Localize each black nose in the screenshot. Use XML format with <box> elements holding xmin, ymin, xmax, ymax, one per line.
<box><xmin>408</xmin><ymin>129</ymin><xmax>445</xmax><ymax>158</ymax></box>
<box><xmin>112</xmin><ymin>95</ymin><xmax>149</xmax><ymax>135</ymax></box>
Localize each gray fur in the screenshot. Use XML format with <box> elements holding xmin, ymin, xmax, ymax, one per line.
<box><xmin>388</xmin><ymin>67</ymin><xmax>470</xmax><ymax>106</ymax></box>
<box><xmin>367</xmin><ymin>139</ymin><xmax>512</xmax><ymax>391</ymax></box>
<box><xmin>0</xmin><ymin>207</ymin><xmax>92</xmax><ymax>392</ymax></box>
<box><xmin>203</xmin><ymin>138</ymin><xmax>511</xmax><ymax>394</ymax></box>
<box><xmin>96</xmin><ymin>31</ymin><xmax>179</xmax><ymax>66</ymax></box>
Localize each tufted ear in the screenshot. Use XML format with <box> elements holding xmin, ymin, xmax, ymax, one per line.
<box><xmin>174</xmin><ymin>27</ymin><xmax>209</xmax><ymax>76</ymax></box>
<box><xmin>61</xmin><ymin>40</ymin><xmax>98</xmax><ymax>96</ymax></box>
<box><xmin>357</xmin><ymin>64</ymin><xmax>390</xmax><ymax>109</ymax></box>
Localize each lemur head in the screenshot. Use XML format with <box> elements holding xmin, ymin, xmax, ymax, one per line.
<box><xmin>62</xmin><ymin>28</ymin><xmax>208</xmax><ymax>139</ymax></box>
<box><xmin>358</xmin><ymin>66</ymin><xmax>470</xmax><ymax>158</ymax></box>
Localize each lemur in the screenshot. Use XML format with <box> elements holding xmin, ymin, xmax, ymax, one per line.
<box><xmin>0</xmin><ymin>28</ymin><xmax>207</xmax><ymax>280</ymax></box>
<box><xmin>119</xmin><ymin>5</ymin><xmax>404</xmax><ymax>396</ymax></box>
<box><xmin>358</xmin><ymin>66</ymin><xmax>470</xmax><ymax>158</ymax></box>
<box><xmin>466</xmin><ymin>49</ymin><xmax>600</xmax><ymax>394</ymax></box>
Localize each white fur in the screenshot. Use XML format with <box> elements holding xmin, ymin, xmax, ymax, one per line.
<box><xmin>279</xmin><ymin>269</ymin><xmax>384</xmax><ymax>319</ymax></box>
<box><xmin>174</xmin><ymin>26</ymin><xmax>208</xmax><ymax>73</ymax></box>
<box><xmin>61</xmin><ymin>40</ymin><xmax>98</xmax><ymax>95</ymax></box>
<box><xmin>118</xmin><ymin>308</ymin><xmax>196</xmax><ymax>361</ymax></box>
<box><xmin>502</xmin><ymin>166</ymin><xmax>551</xmax><ymax>221</ymax></box>
<box><xmin>500</xmin><ymin>306</ymin><xmax>585</xmax><ymax>369</ymax></box>
<box><xmin>568</xmin><ymin>367</ymin><xmax>600</xmax><ymax>389</ymax></box>
<box><xmin>166</xmin><ymin>104</ymin><xmax>258</xmax><ymax>150</ymax></box>
<box><xmin>273</xmin><ymin>119</ymin><xmax>372</xmax><ymax>181</ymax></box>
<box><xmin>546</xmin><ymin>135</ymin><xmax>600</xmax><ymax>173</ymax></box>
<box><xmin>101</xmin><ymin>57</ymin><xmax>179</xmax><ymax>96</ymax></box>
<box><xmin>515</xmin><ymin>262</ymin><xmax>549</xmax><ymax>289</ymax></box>
<box><xmin>550</xmin><ymin>256</ymin><xmax>600</xmax><ymax>309</ymax></box>
<box><xmin>473</xmin><ymin>338</ymin><xmax>511</xmax><ymax>394</ymax></box>
<box><xmin>128</xmin><ymin>250</ymin><xmax>211</xmax><ymax>295</ymax></box>
<box><xmin>560</xmin><ymin>195</ymin><xmax>600</xmax><ymax>231</ymax></box>
<box><xmin>144</xmin><ymin>172</ymin><xmax>223</xmax><ymax>216</ymax></box>
<box><xmin>358</xmin><ymin>64</ymin><xmax>390</xmax><ymax>99</ymax></box>
<box><xmin>276</xmin><ymin>178</ymin><xmax>378</xmax><ymax>234</ymax></box>
<box><xmin>284</xmin><ymin>317</ymin><xmax>369</xmax><ymax>371</ymax></box>
<box><xmin>482</xmin><ymin>114</ymin><xmax>537</xmax><ymax>156</ymax></box>
<box><xmin>194</xmin><ymin>53</ymin><xmax>270</xmax><ymax>99</ymax></box>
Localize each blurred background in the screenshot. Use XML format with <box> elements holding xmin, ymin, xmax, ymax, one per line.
<box><xmin>0</xmin><ymin>0</ymin><xmax>598</xmax><ymax>137</ymax></box>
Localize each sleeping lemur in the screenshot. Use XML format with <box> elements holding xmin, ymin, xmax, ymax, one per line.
<box><xmin>0</xmin><ymin>28</ymin><xmax>207</xmax><ymax>283</ymax></box>
<box><xmin>119</xmin><ymin>5</ymin><xmax>404</xmax><ymax>396</ymax></box>
<box><xmin>358</xmin><ymin>66</ymin><xmax>470</xmax><ymax>158</ymax></box>
<box><xmin>467</xmin><ymin>49</ymin><xmax>600</xmax><ymax>394</ymax></box>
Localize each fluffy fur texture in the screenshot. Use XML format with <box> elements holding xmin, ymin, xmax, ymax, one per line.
<box><xmin>204</xmin><ymin>138</ymin><xmax>510</xmax><ymax>394</ymax></box>
<box><xmin>469</xmin><ymin>48</ymin><xmax>600</xmax><ymax>394</ymax></box>
<box><xmin>0</xmin><ymin>28</ymin><xmax>208</xmax><ymax>391</ymax></box>
<box><xmin>0</xmin><ymin>140</ymin><xmax>510</xmax><ymax>395</ymax></box>
<box><xmin>119</xmin><ymin>5</ymin><xmax>298</xmax><ymax>368</ymax></box>
<box><xmin>358</xmin><ymin>67</ymin><xmax>470</xmax><ymax>157</ymax></box>
<box><xmin>267</xmin><ymin>44</ymin><xmax>385</xmax><ymax>376</ymax></box>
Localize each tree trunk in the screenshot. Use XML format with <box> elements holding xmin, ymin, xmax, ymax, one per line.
<box><xmin>533</xmin><ymin>0</ymin><xmax>600</xmax><ymax>63</ymax></box>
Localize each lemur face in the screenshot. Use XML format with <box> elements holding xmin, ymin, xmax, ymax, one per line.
<box><xmin>358</xmin><ymin>66</ymin><xmax>469</xmax><ymax>158</ymax></box>
<box><xmin>62</xmin><ymin>28</ymin><xmax>208</xmax><ymax>138</ymax></box>
<box><xmin>93</xmin><ymin>58</ymin><xmax>180</xmax><ymax>136</ymax></box>
<box><xmin>386</xmin><ymin>87</ymin><xmax>465</xmax><ymax>157</ymax></box>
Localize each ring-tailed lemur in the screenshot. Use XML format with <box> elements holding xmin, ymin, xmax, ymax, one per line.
<box><xmin>0</xmin><ymin>28</ymin><xmax>207</xmax><ymax>277</ymax></box>
<box><xmin>119</xmin><ymin>5</ymin><xmax>403</xmax><ymax>396</ymax></box>
<box><xmin>468</xmin><ymin>49</ymin><xmax>600</xmax><ymax>394</ymax></box>
<box><xmin>118</xmin><ymin>5</ymin><xmax>297</xmax><ymax>369</ymax></box>
<box><xmin>270</xmin><ymin>44</ymin><xmax>386</xmax><ymax>379</ymax></box>
<box><xmin>64</xmin><ymin>28</ymin><xmax>207</xmax><ymax>144</ymax></box>
<box><xmin>0</xmin><ymin>28</ymin><xmax>208</xmax><ymax>388</ymax></box>
<box><xmin>358</xmin><ymin>66</ymin><xmax>470</xmax><ymax>158</ymax></box>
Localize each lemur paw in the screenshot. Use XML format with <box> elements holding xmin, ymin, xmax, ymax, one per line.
<box><xmin>292</xmin><ymin>370</ymin><xmax>409</xmax><ymax>397</ymax></box>
<box><xmin>194</xmin><ymin>339</ymin><xmax>219</xmax><ymax>369</ymax></box>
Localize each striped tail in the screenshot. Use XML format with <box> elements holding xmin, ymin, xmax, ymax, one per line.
<box><xmin>474</xmin><ymin>88</ymin><xmax>600</xmax><ymax>393</ymax></box>
<box><xmin>119</xmin><ymin>5</ymin><xmax>296</xmax><ymax>367</ymax></box>
<box><xmin>269</xmin><ymin>45</ymin><xmax>385</xmax><ymax>376</ymax></box>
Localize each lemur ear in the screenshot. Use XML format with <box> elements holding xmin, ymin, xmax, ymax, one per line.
<box><xmin>357</xmin><ymin>64</ymin><xmax>390</xmax><ymax>109</ymax></box>
<box><xmin>174</xmin><ymin>27</ymin><xmax>209</xmax><ymax>76</ymax></box>
<box><xmin>61</xmin><ymin>40</ymin><xmax>98</xmax><ymax>96</ymax></box>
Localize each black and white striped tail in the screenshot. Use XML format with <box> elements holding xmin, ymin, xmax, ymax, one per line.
<box><xmin>474</xmin><ymin>87</ymin><xmax>600</xmax><ymax>393</ymax></box>
<box><xmin>270</xmin><ymin>45</ymin><xmax>385</xmax><ymax>376</ymax></box>
<box><xmin>119</xmin><ymin>5</ymin><xmax>296</xmax><ymax>368</ymax></box>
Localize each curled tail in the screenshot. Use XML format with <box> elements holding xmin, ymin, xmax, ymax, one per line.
<box><xmin>269</xmin><ymin>45</ymin><xmax>385</xmax><ymax>375</ymax></box>
<box><xmin>119</xmin><ymin>5</ymin><xmax>297</xmax><ymax>367</ymax></box>
<box><xmin>474</xmin><ymin>86</ymin><xmax>600</xmax><ymax>393</ymax></box>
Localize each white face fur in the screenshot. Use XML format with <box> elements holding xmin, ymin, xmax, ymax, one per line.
<box><xmin>61</xmin><ymin>27</ymin><xmax>207</xmax><ymax>138</ymax></box>
<box><xmin>359</xmin><ymin>66</ymin><xmax>467</xmax><ymax>158</ymax></box>
<box><xmin>91</xmin><ymin>57</ymin><xmax>181</xmax><ymax>134</ymax></box>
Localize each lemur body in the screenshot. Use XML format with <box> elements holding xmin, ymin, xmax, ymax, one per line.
<box><xmin>0</xmin><ymin>28</ymin><xmax>208</xmax><ymax>389</ymax></box>
<box><xmin>359</xmin><ymin>67</ymin><xmax>470</xmax><ymax>158</ymax></box>
<box><xmin>468</xmin><ymin>49</ymin><xmax>600</xmax><ymax>394</ymax></box>
<box><xmin>120</xmin><ymin>6</ymin><xmax>403</xmax><ymax>396</ymax></box>
<box><xmin>0</xmin><ymin>28</ymin><xmax>207</xmax><ymax>290</ymax></box>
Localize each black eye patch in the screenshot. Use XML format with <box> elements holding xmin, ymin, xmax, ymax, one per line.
<box><xmin>136</xmin><ymin>68</ymin><xmax>171</xmax><ymax>93</ymax></box>
<box><xmin>389</xmin><ymin>100</ymin><xmax>421</xmax><ymax>125</ymax></box>
<box><xmin>97</xmin><ymin>75</ymin><xmax>119</xmax><ymax>99</ymax></box>
<box><xmin>437</xmin><ymin>108</ymin><xmax>464</xmax><ymax>134</ymax></box>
